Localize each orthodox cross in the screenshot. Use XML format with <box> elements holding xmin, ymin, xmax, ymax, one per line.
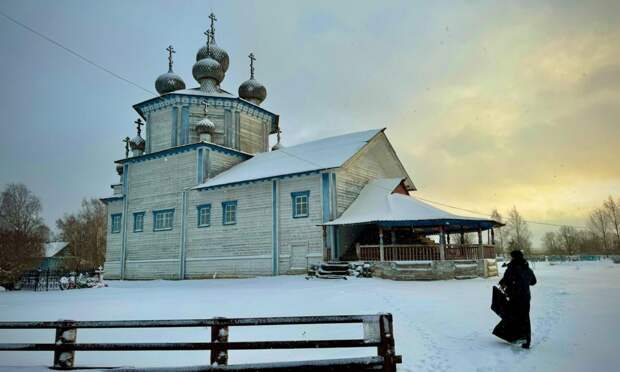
<box><xmin>248</xmin><ymin>53</ymin><xmax>256</xmax><ymax>79</ymax></box>
<box><xmin>134</xmin><ymin>118</ymin><xmax>144</xmax><ymax>137</ymax></box>
<box><xmin>203</xmin><ymin>29</ymin><xmax>213</xmax><ymax>53</ymax></box>
<box><xmin>276</xmin><ymin>126</ymin><xmax>282</xmax><ymax>144</ymax></box>
<box><xmin>202</xmin><ymin>100</ymin><xmax>209</xmax><ymax>116</ymax></box>
<box><xmin>209</xmin><ymin>12</ymin><xmax>217</xmax><ymax>37</ymax></box>
<box><xmin>122</xmin><ymin>137</ymin><xmax>130</xmax><ymax>158</ymax></box>
<box><xmin>166</xmin><ymin>45</ymin><xmax>175</xmax><ymax>71</ymax></box>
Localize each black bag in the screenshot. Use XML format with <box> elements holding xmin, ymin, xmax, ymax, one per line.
<box><xmin>491</xmin><ymin>286</ymin><xmax>509</xmax><ymax>319</ymax></box>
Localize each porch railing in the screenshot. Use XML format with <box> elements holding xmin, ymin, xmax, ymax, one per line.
<box><xmin>357</xmin><ymin>244</ymin><xmax>496</xmax><ymax>262</ymax></box>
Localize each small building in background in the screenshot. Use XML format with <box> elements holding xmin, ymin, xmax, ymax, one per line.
<box><xmin>39</xmin><ymin>242</ymin><xmax>71</xmax><ymax>271</ymax></box>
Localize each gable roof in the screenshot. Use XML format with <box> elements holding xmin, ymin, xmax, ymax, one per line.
<box><xmin>44</xmin><ymin>242</ymin><xmax>69</xmax><ymax>258</ymax></box>
<box><xmin>324</xmin><ymin>178</ymin><xmax>503</xmax><ymax>231</ymax></box>
<box><xmin>194</xmin><ymin>129</ymin><xmax>384</xmax><ymax>190</ymax></box>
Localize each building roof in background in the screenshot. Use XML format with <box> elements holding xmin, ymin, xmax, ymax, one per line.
<box><xmin>324</xmin><ymin>178</ymin><xmax>503</xmax><ymax>231</ymax></box>
<box><xmin>194</xmin><ymin>128</ymin><xmax>384</xmax><ymax>189</ymax></box>
<box><xmin>44</xmin><ymin>242</ymin><xmax>69</xmax><ymax>258</ymax></box>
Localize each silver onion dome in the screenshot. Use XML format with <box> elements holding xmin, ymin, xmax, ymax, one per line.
<box><xmin>192</xmin><ymin>57</ymin><xmax>224</xmax><ymax>85</ymax></box>
<box><xmin>129</xmin><ymin>135</ymin><xmax>145</xmax><ymax>151</ymax></box>
<box><xmin>196</xmin><ymin>101</ymin><xmax>216</xmax><ymax>134</ymax></box>
<box><xmin>196</xmin><ymin>38</ymin><xmax>229</xmax><ymax>73</ymax></box>
<box><xmin>155</xmin><ymin>45</ymin><xmax>186</xmax><ymax>95</ymax></box>
<box><xmin>239</xmin><ymin>53</ymin><xmax>267</xmax><ymax>105</ymax></box>
<box><xmin>155</xmin><ymin>71</ymin><xmax>186</xmax><ymax>95</ymax></box>
<box><xmin>239</xmin><ymin>78</ymin><xmax>267</xmax><ymax>105</ymax></box>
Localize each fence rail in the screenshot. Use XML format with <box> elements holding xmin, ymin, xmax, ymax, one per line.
<box><xmin>357</xmin><ymin>244</ymin><xmax>496</xmax><ymax>261</ymax></box>
<box><xmin>20</xmin><ymin>270</ymin><xmax>62</xmax><ymax>291</ymax></box>
<box><xmin>0</xmin><ymin>314</ymin><xmax>402</xmax><ymax>371</ymax></box>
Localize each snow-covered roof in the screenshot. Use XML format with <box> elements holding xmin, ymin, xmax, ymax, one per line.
<box><xmin>194</xmin><ymin>129</ymin><xmax>383</xmax><ymax>189</ymax></box>
<box><xmin>164</xmin><ymin>87</ymin><xmax>234</xmax><ymax>98</ymax></box>
<box><xmin>324</xmin><ymin>178</ymin><xmax>502</xmax><ymax>231</ymax></box>
<box><xmin>44</xmin><ymin>242</ymin><xmax>69</xmax><ymax>258</ymax></box>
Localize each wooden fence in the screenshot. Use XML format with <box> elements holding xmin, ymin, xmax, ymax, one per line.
<box><xmin>357</xmin><ymin>244</ymin><xmax>496</xmax><ymax>261</ymax></box>
<box><xmin>0</xmin><ymin>314</ymin><xmax>402</xmax><ymax>371</ymax></box>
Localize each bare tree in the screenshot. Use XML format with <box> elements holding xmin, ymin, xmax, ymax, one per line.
<box><xmin>542</xmin><ymin>231</ymin><xmax>561</xmax><ymax>254</ymax></box>
<box><xmin>603</xmin><ymin>196</ymin><xmax>620</xmax><ymax>250</ymax></box>
<box><xmin>56</xmin><ymin>198</ymin><xmax>106</xmax><ymax>271</ymax></box>
<box><xmin>491</xmin><ymin>208</ymin><xmax>504</xmax><ymax>253</ymax></box>
<box><xmin>0</xmin><ymin>183</ymin><xmax>48</xmax><ymax>286</ymax></box>
<box><xmin>557</xmin><ymin>225</ymin><xmax>579</xmax><ymax>255</ymax></box>
<box><xmin>504</xmin><ymin>206</ymin><xmax>532</xmax><ymax>255</ymax></box>
<box><xmin>588</xmin><ymin>208</ymin><xmax>610</xmax><ymax>252</ymax></box>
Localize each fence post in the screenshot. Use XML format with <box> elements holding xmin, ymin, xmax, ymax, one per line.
<box><xmin>378</xmin><ymin>313</ymin><xmax>399</xmax><ymax>372</ymax></box>
<box><xmin>53</xmin><ymin>320</ymin><xmax>77</xmax><ymax>370</ymax></box>
<box><xmin>379</xmin><ymin>228</ymin><xmax>385</xmax><ymax>262</ymax></box>
<box><xmin>210</xmin><ymin>317</ymin><xmax>229</xmax><ymax>366</ymax></box>
<box><xmin>355</xmin><ymin>243</ymin><xmax>361</xmax><ymax>260</ymax></box>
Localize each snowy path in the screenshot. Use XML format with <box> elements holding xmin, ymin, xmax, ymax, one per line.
<box><xmin>1</xmin><ymin>261</ymin><xmax>619</xmax><ymax>371</ymax></box>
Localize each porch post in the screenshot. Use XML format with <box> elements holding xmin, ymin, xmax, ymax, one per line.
<box><xmin>491</xmin><ymin>228</ymin><xmax>496</xmax><ymax>245</ymax></box>
<box><xmin>460</xmin><ymin>230</ymin><xmax>465</xmax><ymax>245</ymax></box>
<box><xmin>439</xmin><ymin>226</ymin><xmax>446</xmax><ymax>261</ymax></box>
<box><xmin>379</xmin><ymin>227</ymin><xmax>385</xmax><ymax>262</ymax></box>
<box><xmin>391</xmin><ymin>229</ymin><xmax>396</xmax><ymax>245</ymax></box>
<box><xmin>477</xmin><ymin>227</ymin><xmax>484</xmax><ymax>259</ymax></box>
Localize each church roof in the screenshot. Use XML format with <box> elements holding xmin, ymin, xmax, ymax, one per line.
<box><xmin>323</xmin><ymin>178</ymin><xmax>503</xmax><ymax>231</ymax></box>
<box><xmin>194</xmin><ymin>129</ymin><xmax>384</xmax><ymax>190</ymax></box>
<box><xmin>44</xmin><ymin>242</ymin><xmax>69</xmax><ymax>258</ymax></box>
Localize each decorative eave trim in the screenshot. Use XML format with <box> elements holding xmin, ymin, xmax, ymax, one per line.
<box><xmin>195</xmin><ymin>170</ymin><xmax>323</xmax><ymax>192</ymax></box>
<box><xmin>100</xmin><ymin>195</ymin><xmax>124</xmax><ymax>204</ymax></box>
<box><xmin>132</xmin><ymin>93</ymin><xmax>280</xmax><ymax>134</ymax></box>
<box><xmin>115</xmin><ymin>142</ymin><xmax>252</xmax><ymax>165</ymax></box>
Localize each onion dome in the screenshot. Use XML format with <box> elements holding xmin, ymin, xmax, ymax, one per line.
<box><xmin>129</xmin><ymin>119</ymin><xmax>146</xmax><ymax>154</ymax></box>
<box><xmin>196</xmin><ymin>101</ymin><xmax>216</xmax><ymax>135</ymax></box>
<box><xmin>196</xmin><ymin>38</ymin><xmax>229</xmax><ymax>73</ymax></box>
<box><xmin>239</xmin><ymin>53</ymin><xmax>267</xmax><ymax>105</ymax></box>
<box><xmin>193</xmin><ymin>30</ymin><xmax>224</xmax><ymax>92</ymax></box>
<box><xmin>155</xmin><ymin>45</ymin><xmax>186</xmax><ymax>95</ymax></box>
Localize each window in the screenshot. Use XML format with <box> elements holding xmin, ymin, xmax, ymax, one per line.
<box><xmin>197</xmin><ymin>204</ymin><xmax>211</xmax><ymax>227</ymax></box>
<box><xmin>222</xmin><ymin>201</ymin><xmax>237</xmax><ymax>225</ymax></box>
<box><xmin>291</xmin><ymin>191</ymin><xmax>310</xmax><ymax>218</ymax></box>
<box><xmin>133</xmin><ymin>212</ymin><xmax>145</xmax><ymax>232</ymax></box>
<box><xmin>153</xmin><ymin>209</ymin><xmax>174</xmax><ymax>231</ymax></box>
<box><xmin>111</xmin><ymin>214</ymin><xmax>122</xmax><ymax>234</ymax></box>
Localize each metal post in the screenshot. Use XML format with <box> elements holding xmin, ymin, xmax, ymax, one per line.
<box><xmin>379</xmin><ymin>227</ymin><xmax>385</xmax><ymax>262</ymax></box>
<box><xmin>53</xmin><ymin>321</ymin><xmax>77</xmax><ymax>369</ymax></box>
<box><xmin>210</xmin><ymin>317</ymin><xmax>229</xmax><ymax>365</ymax></box>
<box><xmin>439</xmin><ymin>226</ymin><xmax>446</xmax><ymax>261</ymax></box>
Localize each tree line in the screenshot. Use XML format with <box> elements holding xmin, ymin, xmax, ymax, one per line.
<box><xmin>489</xmin><ymin>196</ymin><xmax>620</xmax><ymax>256</ymax></box>
<box><xmin>0</xmin><ymin>183</ymin><xmax>106</xmax><ymax>286</ymax></box>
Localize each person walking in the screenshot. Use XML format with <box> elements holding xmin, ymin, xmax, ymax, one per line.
<box><xmin>494</xmin><ymin>250</ymin><xmax>537</xmax><ymax>349</ymax></box>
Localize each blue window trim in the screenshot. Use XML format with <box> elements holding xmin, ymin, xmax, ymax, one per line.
<box><xmin>291</xmin><ymin>191</ymin><xmax>310</xmax><ymax>218</ymax></box>
<box><xmin>222</xmin><ymin>200</ymin><xmax>238</xmax><ymax>225</ymax></box>
<box><xmin>111</xmin><ymin>213</ymin><xmax>122</xmax><ymax>234</ymax></box>
<box><xmin>133</xmin><ymin>212</ymin><xmax>145</xmax><ymax>233</ymax></box>
<box><xmin>152</xmin><ymin>208</ymin><xmax>175</xmax><ymax>232</ymax></box>
<box><xmin>197</xmin><ymin>203</ymin><xmax>211</xmax><ymax>228</ymax></box>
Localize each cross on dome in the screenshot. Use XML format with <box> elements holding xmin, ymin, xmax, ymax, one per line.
<box><xmin>134</xmin><ymin>118</ymin><xmax>144</xmax><ymax>137</ymax></box>
<box><xmin>166</xmin><ymin>45</ymin><xmax>175</xmax><ymax>72</ymax></box>
<box><xmin>248</xmin><ymin>53</ymin><xmax>256</xmax><ymax>79</ymax></box>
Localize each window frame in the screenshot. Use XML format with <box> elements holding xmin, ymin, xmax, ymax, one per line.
<box><xmin>291</xmin><ymin>191</ymin><xmax>310</xmax><ymax>218</ymax></box>
<box><xmin>222</xmin><ymin>200</ymin><xmax>238</xmax><ymax>225</ymax></box>
<box><xmin>111</xmin><ymin>213</ymin><xmax>122</xmax><ymax>234</ymax></box>
<box><xmin>133</xmin><ymin>212</ymin><xmax>145</xmax><ymax>233</ymax></box>
<box><xmin>197</xmin><ymin>204</ymin><xmax>212</xmax><ymax>228</ymax></box>
<box><xmin>152</xmin><ymin>208</ymin><xmax>175</xmax><ymax>232</ymax></box>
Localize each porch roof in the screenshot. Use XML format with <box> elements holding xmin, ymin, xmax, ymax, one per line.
<box><xmin>323</xmin><ymin>178</ymin><xmax>503</xmax><ymax>232</ymax></box>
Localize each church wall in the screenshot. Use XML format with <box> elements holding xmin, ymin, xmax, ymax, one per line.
<box><xmin>276</xmin><ymin>174</ymin><xmax>324</xmax><ymax>274</ymax></box>
<box><xmin>185</xmin><ymin>182</ymin><xmax>274</xmax><ymax>278</ymax></box>
<box><xmin>148</xmin><ymin>107</ymin><xmax>174</xmax><ymax>153</ymax></box>
<box><xmin>103</xmin><ymin>200</ymin><xmax>123</xmax><ymax>279</ymax></box>
<box><xmin>122</xmin><ymin>150</ymin><xmax>198</xmax><ymax>279</ymax></box>
<box><xmin>239</xmin><ymin>113</ymin><xmax>269</xmax><ymax>154</ymax></box>
<box><xmin>334</xmin><ymin>133</ymin><xmax>411</xmax><ymax>256</ymax></box>
<box><xmin>207</xmin><ymin>150</ymin><xmax>246</xmax><ymax>179</ymax></box>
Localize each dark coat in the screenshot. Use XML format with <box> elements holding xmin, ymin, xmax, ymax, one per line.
<box><xmin>499</xmin><ymin>258</ymin><xmax>537</xmax><ymax>303</ymax></box>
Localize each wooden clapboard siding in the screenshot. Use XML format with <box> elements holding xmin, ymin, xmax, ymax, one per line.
<box><xmin>208</xmin><ymin>150</ymin><xmax>245</xmax><ymax>178</ymax></box>
<box><xmin>148</xmin><ymin>107</ymin><xmax>174</xmax><ymax>153</ymax></box>
<box><xmin>239</xmin><ymin>112</ymin><xmax>269</xmax><ymax>154</ymax></box>
<box><xmin>277</xmin><ymin>175</ymin><xmax>323</xmax><ymax>274</ymax></box>
<box><xmin>185</xmin><ymin>182</ymin><xmax>274</xmax><ymax>278</ymax></box>
<box><xmin>103</xmin><ymin>200</ymin><xmax>123</xmax><ymax>279</ymax></box>
<box><xmin>334</xmin><ymin>133</ymin><xmax>412</xmax><ymax>255</ymax></box>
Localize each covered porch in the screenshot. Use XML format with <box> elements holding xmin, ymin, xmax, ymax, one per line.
<box><xmin>324</xmin><ymin>178</ymin><xmax>503</xmax><ymax>262</ymax></box>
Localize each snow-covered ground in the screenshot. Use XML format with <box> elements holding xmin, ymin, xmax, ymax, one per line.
<box><xmin>1</xmin><ymin>261</ymin><xmax>619</xmax><ymax>372</ymax></box>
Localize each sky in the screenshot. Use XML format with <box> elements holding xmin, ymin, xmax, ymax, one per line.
<box><xmin>0</xmin><ymin>0</ymin><xmax>618</xmax><ymax>246</ymax></box>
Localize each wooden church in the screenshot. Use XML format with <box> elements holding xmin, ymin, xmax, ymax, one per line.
<box><xmin>101</xmin><ymin>14</ymin><xmax>500</xmax><ymax>280</ymax></box>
